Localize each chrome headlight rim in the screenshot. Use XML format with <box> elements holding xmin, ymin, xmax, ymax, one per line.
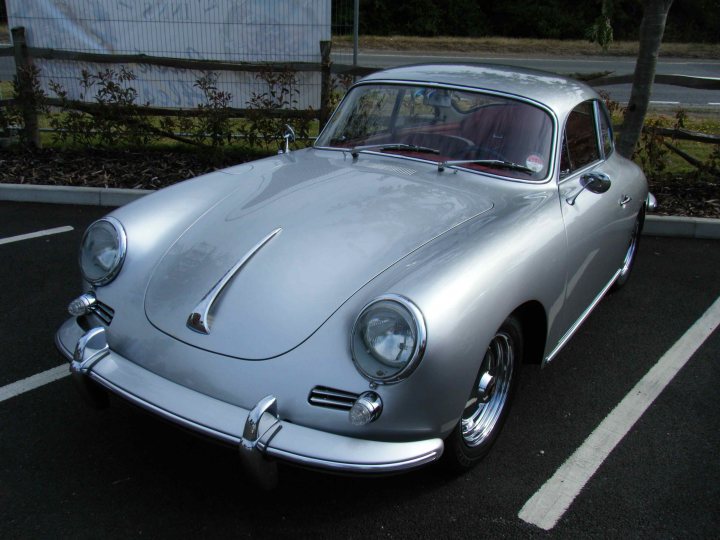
<box><xmin>79</xmin><ymin>216</ymin><xmax>127</xmax><ymax>286</ymax></box>
<box><xmin>351</xmin><ymin>293</ymin><xmax>427</xmax><ymax>385</ymax></box>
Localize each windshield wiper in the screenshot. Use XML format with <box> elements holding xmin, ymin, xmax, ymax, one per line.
<box><xmin>438</xmin><ymin>159</ymin><xmax>535</xmax><ymax>175</ymax></box>
<box><xmin>350</xmin><ymin>143</ymin><xmax>440</xmax><ymax>159</ymax></box>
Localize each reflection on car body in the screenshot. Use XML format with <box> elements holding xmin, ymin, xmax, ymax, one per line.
<box><xmin>56</xmin><ymin>64</ymin><xmax>651</xmax><ymax>486</ymax></box>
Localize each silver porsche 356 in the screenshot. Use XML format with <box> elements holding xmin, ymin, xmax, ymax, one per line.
<box><xmin>56</xmin><ymin>64</ymin><xmax>653</xmax><ymax>486</ymax></box>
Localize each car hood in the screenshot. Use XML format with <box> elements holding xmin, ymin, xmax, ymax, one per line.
<box><xmin>144</xmin><ymin>150</ymin><xmax>494</xmax><ymax>359</ymax></box>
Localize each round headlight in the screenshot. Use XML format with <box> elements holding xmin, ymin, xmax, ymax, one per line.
<box><xmin>79</xmin><ymin>217</ymin><xmax>127</xmax><ymax>286</ymax></box>
<box><xmin>351</xmin><ymin>295</ymin><xmax>426</xmax><ymax>383</ymax></box>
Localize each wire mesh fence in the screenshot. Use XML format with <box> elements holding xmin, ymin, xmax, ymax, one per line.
<box><xmin>331</xmin><ymin>0</ymin><xmax>355</xmax><ymax>36</ymax></box>
<box><xmin>330</xmin><ymin>0</ymin><xmax>357</xmax><ymax>68</ymax></box>
<box><xmin>4</xmin><ymin>1</ymin><xmax>334</xmax><ymax>111</ymax></box>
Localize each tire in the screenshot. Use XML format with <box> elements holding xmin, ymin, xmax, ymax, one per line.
<box><xmin>611</xmin><ymin>209</ymin><xmax>644</xmax><ymax>292</ymax></box>
<box><xmin>444</xmin><ymin>316</ymin><xmax>522</xmax><ymax>471</ymax></box>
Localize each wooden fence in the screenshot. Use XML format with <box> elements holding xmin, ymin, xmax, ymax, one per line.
<box><xmin>1</xmin><ymin>25</ymin><xmax>718</xmax><ymax>158</ymax></box>
<box><xmin>0</xmin><ymin>27</ymin><xmax>368</xmax><ymax>146</ymax></box>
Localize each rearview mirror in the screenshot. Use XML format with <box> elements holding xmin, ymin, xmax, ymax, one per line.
<box><xmin>279</xmin><ymin>124</ymin><xmax>296</xmax><ymax>154</ymax></box>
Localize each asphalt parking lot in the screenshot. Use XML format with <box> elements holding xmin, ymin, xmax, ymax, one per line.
<box><xmin>1</xmin><ymin>201</ymin><xmax>719</xmax><ymax>538</ymax></box>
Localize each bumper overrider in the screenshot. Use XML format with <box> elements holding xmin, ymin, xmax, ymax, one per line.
<box><xmin>56</xmin><ymin>319</ymin><xmax>444</xmax><ymax>486</ymax></box>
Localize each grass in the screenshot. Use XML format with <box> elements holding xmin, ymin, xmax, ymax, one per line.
<box><xmin>332</xmin><ymin>35</ymin><xmax>720</xmax><ymax>59</ymax></box>
<box><xmin>0</xmin><ymin>80</ymin><xmax>11</xmax><ymax>99</ymax></box>
<box><xmin>636</xmin><ymin>113</ymin><xmax>719</xmax><ymax>176</ymax></box>
<box><xmin>659</xmin><ymin>139</ymin><xmax>715</xmax><ymax>175</ymax></box>
<box><xmin>610</xmin><ymin>111</ymin><xmax>720</xmax><ymax>174</ymax></box>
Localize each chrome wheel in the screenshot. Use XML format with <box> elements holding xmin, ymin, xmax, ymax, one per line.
<box><xmin>444</xmin><ymin>316</ymin><xmax>521</xmax><ymax>470</ymax></box>
<box><xmin>461</xmin><ymin>331</ymin><xmax>515</xmax><ymax>447</ymax></box>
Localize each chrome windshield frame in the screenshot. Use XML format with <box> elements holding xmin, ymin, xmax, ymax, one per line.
<box><xmin>314</xmin><ymin>79</ymin><xmax>559</xmax><ymax>185</ymax></box>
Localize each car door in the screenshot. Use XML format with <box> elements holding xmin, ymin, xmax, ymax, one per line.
<box><xmin>557</xmin><ymin>100</ymin><xmax>634</xmax><ymax>333</ymax></box>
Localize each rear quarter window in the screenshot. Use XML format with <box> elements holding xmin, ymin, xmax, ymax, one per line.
<box><xmin>598</xmin><ymin>103</ymin><xmax>614</xmax><ymax>157</ymax></box>
<box><xmin>560</xmin><ymin>101</ymin><xmax>600</xmax><ymax>177</ymax></box>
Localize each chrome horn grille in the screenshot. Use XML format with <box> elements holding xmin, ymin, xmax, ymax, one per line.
<box><xmin>308</xmin><ymin>386</ymin><xmax>360</xmax><ymax>411</ymax></box>
<box><xmin>91</xmin><ymin>300</ymin><xmax>115</xmax><ymax>325</ymax></box>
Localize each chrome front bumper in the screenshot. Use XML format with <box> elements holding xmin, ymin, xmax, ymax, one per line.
<box><xmin>56</xmin><ymin>319</ymin><xmax>444</xmax><ymax>480</ymax></box>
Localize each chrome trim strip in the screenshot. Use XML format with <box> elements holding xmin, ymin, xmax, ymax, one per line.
<box><xmin>595</xmin><ymin>100</ymin><xmax>616</xmax><ymax>159</ymax></box>
<box><xmin>351</xmin><ymin>293</ymin><xmax>428</xmax><ymax>385</ymax></box>
<box><xmin>87</xmin><ymin>369</ymin><xmax>442</xmax><ymax>473</ymax></box>
<box><xmin>314</xmin><ymin>79</ymin><xmax>558</xmax><ymax>185</ymax></box>
<box><xmin>264</xmin><ymin>446</ymin><xmax>441</xmax><ymax>473</ymax></box>
<box><xmin>308</xmin><ymin>386</ymin><xmax>360</xmax><ymax>409</ymax></box>
<box><xmin>646</xmin><ymin>192</ymin><xmax>658</xmax><ymax>212</ymax></box>
<box><xmin>543</xmin><ymin>269</ymin><xmax>622</xmax><ymax>365</ymax></box>
<box><xmin>557</xmin><ymin>159</ymin><xmax>603</xmax><ymax>186</ymax></box>
<box><xmin>593</xmin><ymin>100</ymin><xmax>605</xmax><ymax>160</ymax></box>
<box><xmin>311</xmin><ymin>386</ymin><xmax>359</xmax><ymax>399</ymax></box>
<box><xmin>56</xmin><ymin>318</ymin><xmax>445</xmax><ymax>475</ymax></box>
<box><xmin>80</xmin><ymin>216</ymin><xmax>127</xmax><ymax>287</ymax></box>
<box><xmin>89</xmin><ymin>370</ymin><xmax>242</xmax><ymax>444</ymax></box>
<box><xmin>309</xmin><ymin>397</ymin><xmax>355</xmax><ymax>408</ymax></box>
<box><xmin>55</xmin><ymin>328</ymin><xmax>74</xmax><ymax>360</ymax></box>
<box><xmin>187</xmin><ymin>227</ymin><xmax>282</xmax><ymax>334</ymax></box>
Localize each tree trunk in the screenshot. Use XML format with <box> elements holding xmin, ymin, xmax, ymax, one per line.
<box><xmin>617</xmin><ymin>0</ymin><xmax>674</xmax><ymax>158</ymax></box>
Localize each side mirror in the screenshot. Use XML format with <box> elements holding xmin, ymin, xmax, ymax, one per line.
<box><xmin>279</xmin><ymin>124</ymin><xmax>296</xmax><ymax>154</ymax></box>
<box><xmin>566</xmin><ymin>172</ymin><xmax>611</xmax><ymax>206</ymax></box>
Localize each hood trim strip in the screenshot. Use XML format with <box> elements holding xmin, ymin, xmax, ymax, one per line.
<box><xmin>187</xmin><ymin>227</ymin><xmax>282</xmax><ymax>334</ymax></box>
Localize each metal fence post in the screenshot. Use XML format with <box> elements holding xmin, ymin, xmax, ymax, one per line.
<box><xmin>11</xmin><ymin>26</ymin><xmax>41</xmax><ymax>148</ymax></box>
<box><xmin>319</xmin><ymin>40</ymin><xmax>332</xmax><ymax>130</ymax></box>
<box><xmin>353</xmin><ymin>0</ymin><xmax>359</xmax><ymax>69</ymax></box>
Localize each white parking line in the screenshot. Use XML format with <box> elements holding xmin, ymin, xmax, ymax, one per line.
<box><xmin>649</xmin><ymin>100</ymin><xmax>680</xmax><ymax>105</ymax></box>
<box><xmin>0</xmin><ymin>225</ymin><xmax>74</xmax><ymax>245</ymax></box>
<box><xmin>0</xmin><ymin>365</ymin><xmax>69</xmax><ymax>403</ymax></box>
<box><xmin>519</xmin><ymin>295</ymin><xmax>720</xmax><ymax>531</ymax></box>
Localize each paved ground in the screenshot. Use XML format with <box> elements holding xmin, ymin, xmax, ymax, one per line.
<box><xmin>1</xmin><ymin>201</ymin><xmax>719</xmax><ymax>538</ymax></box>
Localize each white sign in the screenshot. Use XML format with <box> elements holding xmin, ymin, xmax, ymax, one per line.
<box><xmin>7</xmin><ymin>0</ymin><xmax>330</xmax><ymax>108</ymax></box>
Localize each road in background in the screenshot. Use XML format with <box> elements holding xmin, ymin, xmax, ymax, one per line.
<box><xmin>333</xmin><ymin>51</ymin><xmax>720</xmax><ymax>109</ymax></box>
<box><xmin>2</xmin><ymin>49</ymin><xmax>717</xmax><ymax>107</ymax></box>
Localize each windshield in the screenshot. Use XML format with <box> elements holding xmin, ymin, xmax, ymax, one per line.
<box><xmin>315</xmin><ymin>84</ymin><xmax>554</xmax><ymax>181</ymax></box>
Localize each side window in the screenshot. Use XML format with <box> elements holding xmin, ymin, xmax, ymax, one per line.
<box><xmin>560</xmin><ymin>101</ymin><xmax>600</xmax><ymax>177</ymax></box>
<box><xmin>598</xmin><ymin>103</ymin><xmax>614</xmax><ymax>157</ymax></box>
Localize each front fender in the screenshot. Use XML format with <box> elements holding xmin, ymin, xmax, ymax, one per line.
<box><xmin>347</xmin><ymin>179</ymin><xmax>567</xmax><ymax>437</ymax></box>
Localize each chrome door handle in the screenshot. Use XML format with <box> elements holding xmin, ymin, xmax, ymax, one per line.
<box><xmin>619</xmin><ymin>195</ymin><xmax>632</xmax><ymax>206</ymax></box>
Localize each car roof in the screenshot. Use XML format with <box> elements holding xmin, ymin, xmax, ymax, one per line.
<box><xmin>359</xmin><ymin>63</ymin><xmax>600</xmax><ymax>116</ymax></box>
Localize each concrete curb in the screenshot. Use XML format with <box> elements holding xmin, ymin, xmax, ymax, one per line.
<box><xmin>0</xmin><ymin>183</ymin><xmax>152</xmax><ymax>207</ymax></box>
<box><xmin>644</xmin><ymin>215</ymin><xmax>720</xmax><ymax>240</ymax></box>
<box><xmin>2</xmin><ymin>183</ymin><xmax>720</xmax><ymax>240</ymax></box>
